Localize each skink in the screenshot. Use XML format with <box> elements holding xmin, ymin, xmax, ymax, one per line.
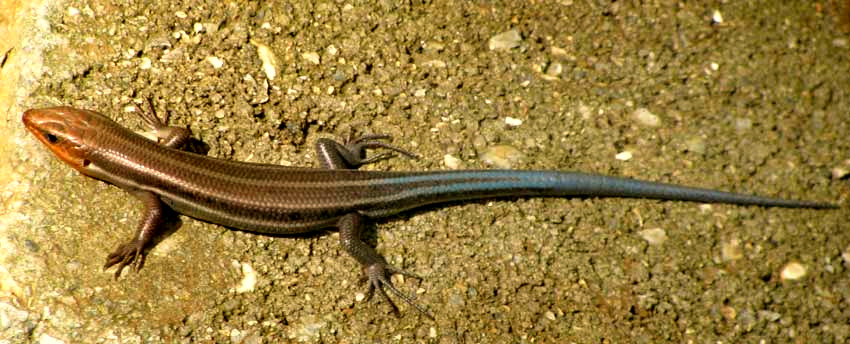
<box><xmin>22</xmin><ymin>105</ymin><xmax>836</xmax><ymax>318</ymax></box>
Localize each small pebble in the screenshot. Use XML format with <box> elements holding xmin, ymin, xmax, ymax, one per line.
<box><xmin>577</xmin><ymin>103</ymin><xmax>592</xmax><ymax>119</ymax></box>
<box><xmin>160</xmin><ymin>47</ymin><xmax>184</xmax><ymax>63</ymax></box>
<box><xmin>545</xmin><ymin>62</ymin><xmax>563</xmax><ymax>77</ymax></box>
<box><xmin>234</xmin><ymin>262</ymin><xmax>258</xmax><ymax>293</ymax></box>
<box><xmin>831</xmin><ymin>159</ymin><xmax>850</xmax><ymax>179</ymax></box>
<box><xmin>734</xmin><ymin>118</ymin><xmax>752</xmax><ymax>131</ymax></box>
<box><xmin>302</xmin><ymin>51</ymin><xmax>320</xmax><ymax>65</ymax></box>
<box><xmin>139</xmin><ymin>57</ymin><xmax>152</xmax><ymax>70</ymax></box>
<box><xmin>38</xmin><ymin>334</ymin><xmax>64</xmax><ymax>344</ymax></box>
<box><xmin>488</xmin><ymin>29</ymin><xmax>523</xmax><ymax>50</ymax></box>
<box><xmin>780</xmin><ymin>262</ymin><xmax>807</xmax><ymax>281</ymax></box>
<box><xmin>504</xmin><ymin>117</ymin><xmax>523</xmax><ymax>127</ymax></box>
<box><xmin>720</xmin><ymin>305</ymin><xmax>736</xmax><ymax>320</ymax></box>
<box><xmin>326</xmin><ymin>45</ymin><xmax>338</xmax><ymax>55</ymax></box>
<box><xmin>832</xmin><ymin>167</ymin><xmax>850</xmax><ymax>180</ymax></box>
<box><xmin>551</xmin><ymin>46</ymin><xmax>568</xmax><ymax>56</ymax></box>
<box><xmin>205</xmin><ymin>56</ymin><xmax>224</xmax><ymax>69</ymax></box>
<box><xmin>293</xmin><ymin>319</ymin><xmax>326</xmax><ymax>341</ymax></box>
<box><xmin>443</xmin><ymin>154</ymin><xmax>462</xmax><ymax>169</ymax></box>
<box><xmin>615</xmin><ymin>151</ymin><xmax>633</xmax><ymax>161</ymax></box>
<box><xmin>480</xmin><ymin>145</ymin><xmax>525</xmax><ymax>169</ymax></box>
<box><xmin>721</xmin><ymin>239</ymin><xmax>743</xmax><ymax>261</ymax></box>
<box><xmin>759</xmin><ymin>310</ymin><xmax>781</xmax><ymax>322</ymax></box>
<box><xmin>632</xmin><ymin>108</ymin><xmax>661</xmax><ymax>127</ymax></box>
<box><xmin>251</xmin><ymin>40</ymin><xmax>278</xmax><ymax>80</ymax></box>
<box><xmin>711</xmin><ymin>10</ymin><xmax>723</xmax><ymax>24</ymax></box>
<box><xmin>638</xmin><ymin>228</ymin><xmax>667</xmax><ymax>245</ymax></box>
<box><xmin>424</xmin><ymin>41</ymin><xmax>445</xmax><ymax>52</ymax></box>
<box><xmin>422</xmin><ymin>60</ymin><xmax>447</xmax><ymax>68</ymax></box>
<box><xmin>230</xmin><ymin>329</ymin><xmax>245</xmax><ymax>343</ymax></box>
<box><xmin>685</xmin><ymin>137</ymin><xmax>707</xmax><ymax>155</ymax></box>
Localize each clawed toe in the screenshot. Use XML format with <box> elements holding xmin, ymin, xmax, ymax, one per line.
<box><xmin>360</xmin><ymin>263</ymin><xmax>434</xmax><ymax>319</ymax></box>
<box><xmin>103</xmin><ymin>240</ymin><xmax>146</xmax><ymax>279</ymax></box>
<box><xmin>345</xmin><ymin>134</ymin><xmax>420</xmax><ymax>162</ymax></box>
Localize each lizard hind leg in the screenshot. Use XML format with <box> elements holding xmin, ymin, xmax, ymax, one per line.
<box><xmin>360</xmin><ymin>263</ymin><xmax>434</xmax><ymax>319</ymax></box>
<box><xmin>314</xmin><ymin>133</ymin><xmax>418</xmax><ymax>170</ymax></box>
<box><xmin>338</xmin><ymin>212</ymin><xmax>435</xmax><ymax>319</ymax></box>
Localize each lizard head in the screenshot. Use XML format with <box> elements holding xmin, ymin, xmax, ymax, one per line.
<box><xmin>22</xmin><ymin>106</ymin><xmax>103</xmax><ymax>172</ymax></box>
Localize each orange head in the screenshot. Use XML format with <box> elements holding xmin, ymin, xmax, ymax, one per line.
<box><xmin>22</xmin><ymin>106</ymin><xmax>103</xmax><ymax>172</ymax></box>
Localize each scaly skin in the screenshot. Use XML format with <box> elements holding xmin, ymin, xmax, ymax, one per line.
<box><xmin>22</xmin><ymin>105</ymin><xmax>836</xmax><ymax>318</ymax></box>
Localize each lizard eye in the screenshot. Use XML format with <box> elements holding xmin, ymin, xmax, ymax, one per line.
<box><xmin>43</xmin><ymin>132</ymin><xmax>60</xmax><ymax>144</ymax></box>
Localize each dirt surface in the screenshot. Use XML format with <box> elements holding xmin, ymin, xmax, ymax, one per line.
<box><xmin>3</xmin><ymin>0</ymin><xmax>850</xmax><ymax>342</ymax></box>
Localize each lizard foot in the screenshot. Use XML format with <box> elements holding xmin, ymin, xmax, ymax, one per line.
<box><xmin>103</xmin><ymin>240</ymin><xmax>147</xmax><ymax>279</ymax></box>
<box><xmin>344</xmin><ymin>133</ymin><xmax>420</xmax><ymax>165</ymax></box>
<box><xmin>359</xmin><ymin>262</ymin><xmax>435</xmax><ymax>319</ymax></box>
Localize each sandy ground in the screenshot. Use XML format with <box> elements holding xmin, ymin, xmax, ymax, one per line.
<box><xmin>2</xmin><ymin>0</ymin><xmax>849</xmax><ymax>342</ymax></box>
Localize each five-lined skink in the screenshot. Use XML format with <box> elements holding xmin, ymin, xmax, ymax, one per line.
<box><xmin>21</xmin><ymin>105</ymin><xmax>837</xmax><ymax>318</ymax></box>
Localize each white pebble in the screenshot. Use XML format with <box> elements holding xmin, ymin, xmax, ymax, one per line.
<box><xmin>577</xmin><ymin>103</ymin><xmax>592</xmax><ymax>119</ymax></box>
<box><xmin>504</xmin><ymin>116</ymin><xmax>523</xmax><ymax>126</ymax></box>
<box><xmin>251</xmin><ymin>40</ymin><xmax>278</xmax><ymax>80</ymax></box>
<box><xmin>443</xmin><ymin>154</ymin><xmax>462</xmax><ymax>169</ymax></box>
<box><xmin>302</xmin><ymin>51</ymin><xmax>320</xmax><ymax>65</ymax></box>
<box><xmin>632</xmin><ymin>108</ymin><xmax>661</xmax><ymax>127</ymax></box>
<box><xmin>734</xmin><ymin>118</ymin><xmax>752</xmax><ymax>131</ymax></box>
<box><xmin>615</xmin><ymin>151</ymin><xmax>632</xmax><ymax>161</ymax></box>
<box><xmin>831</xmin><ymin>159</ymin><xmax>850</xmax><ymax>179</ymax></box>
<box><xmin>780</xmin><ymin>262</ymin><xmax>807</xmax><ymax>281</ymax></box>
<box><xmin>234</xmin><ymin>262</ymin><xmax>258</xmax><ymax>293</ymax></box>
<box><xmin>480</xmin><ymin>145</ymin><xmax>525</xmax><ymax>169</ymax></box>
<box><xmin>488</xmin><ymin>29</ymin><xmax>523</xmax><ymax>50</ymax></box>
<box><xmin>721</xmin><ymin>239</ymin><xmax>743</xmax><ymax>261</ymax></box>
<box><xmin>205</xmin><ymin>56</ymin><xmax>224</xmax><ymax>69</ymax></box>
<box><xmin>832</xmin><ymin>166</ymin><xmax>850</xmax><ymax>180</ymax></box>
<box><xmin>422</xmin><ymin>60</ymin><xmax>447</xmax><ymax>68</ymax></box>
<box><xmin>38</xmin><ymin>334</ymin><xmax>64</xmax><ymax>344</ymax></box>
<box><xmin>545</xmin><ymin>62</ymin><xmax>563</xmax><ymax>77</ymax></box>
<box><xmin>638</xmin><ymin>228</ymin><xmax>667</xmax><ymax>245</ymax></box>
<box><xmin>712</xmin><ymin>10</ymin><xmax>723</xmax><ymax>24</ymax></box>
